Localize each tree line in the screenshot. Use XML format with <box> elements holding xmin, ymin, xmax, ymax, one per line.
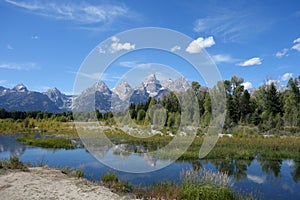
<box><xmin>0</xmin><ymin>109</ymin><xmax>73</xmax><ymax>122</ymax></box>
<box><xmin>128</xmin><ymin>75</ymin><xmax>300</xmax><ymax>134</ymax></box>
<box><xmin>1</xmin><ymin>75</ymin><xmax>299</xmax><ymax>134</ymax></box>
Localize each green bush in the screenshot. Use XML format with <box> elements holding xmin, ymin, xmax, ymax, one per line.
<box><xmin>75</xmin><ymin>169</ymin><xmax>84</xmax><ymax>178</ymax></box>
<box><xmin>101</xmin><ymin>173</ymin><xmax>118</xmax><ymax>183</ymax></box>
<box><xmin>101</xmin><ymin>173</ymin><xmax>133</xmax><ymax>194</ymax></box>
<box><xmin>17</xmin><ymin>137</ymin><xmax>74</xmax><ymax>149</ymax></box>
<box><xmin>0</xmin><ymin>156</ymin><xmax>28</xmax><ymax>171</ymax></box>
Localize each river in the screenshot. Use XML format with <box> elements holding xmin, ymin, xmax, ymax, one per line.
<box><xmin>0</xmin><ymin>135</ymin><xmax>300</xmax><ymax>199</ymax></box>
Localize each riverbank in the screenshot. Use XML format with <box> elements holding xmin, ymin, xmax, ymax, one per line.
<box><xmin>0</xmin><ymin>166</ymin><xmax>128</xmax><ymax>200</ymax></box>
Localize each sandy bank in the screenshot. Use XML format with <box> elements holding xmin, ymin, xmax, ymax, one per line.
<box><xmin>0</xmin><ymin>167</ymin><xmax>132</xmax><ymax>200</ymax></box>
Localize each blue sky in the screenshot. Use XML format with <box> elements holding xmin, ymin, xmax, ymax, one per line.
<box><xmin>1</xmin><ymin>0</ymin><xmax>300</xmax><ymax>93</ymax></box>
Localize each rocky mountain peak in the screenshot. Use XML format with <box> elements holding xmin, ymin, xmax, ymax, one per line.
<box><xmin>161</xmin><ymin>77</ymin><xmax>190</xmax><ymax>92</ymax></box>
<box><xmin>12</xmin><ymin>84</ymin><xmax>28</xmax><ymax>92</ymax></box>
<box><xmin>143</xmin><ymin>74</ymin><xmax>159</xmax><ymax>85</ymax></box>
<box><xmin>52</xmin><ymin>87</ymin><xmax>60</xmax><ymax>93</ymax></box>
<box><xmin>45</xmin><ymin>87</ymin><xmax>61</xmax><ymax>96</ymax></box>
<box><xmin>112</xmin><ymin>80</ymin><xmax>133</xmax><ymax>101</ymax></box>
<box><xmin>142</xmin><ymin>74</ymin><xmax>162</xmax><ymax>97</ymax></box>
<box><xmin>83</xmin><ymin>81</ymin><xmax>112</xmax><ymax>95</ymax></box>
<box><xmin>45</xmin><ymin>87</ymin><xmax>62</xmax><ymax>98</ymax></box>
<box><xmin>94</xmin><ymin>82</ymin><xmax>109</xmax><ymax>91</ymax></box>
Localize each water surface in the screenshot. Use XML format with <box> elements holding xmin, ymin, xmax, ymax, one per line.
<box><xmin>1</xmin><ymin>135</ymin><xmax>300</xmax><ymax>199</ymax></box>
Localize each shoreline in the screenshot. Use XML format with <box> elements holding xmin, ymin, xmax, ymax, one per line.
<box><xmin>0</xmin><ymin>166</ymin><xmax>132</xmax><ymax>200</ymax></box>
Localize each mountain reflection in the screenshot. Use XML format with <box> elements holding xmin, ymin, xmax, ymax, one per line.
<box><xmin>291</xmin><ymin>161</ymin><xmax>300</xmax><ymax>182</ymax></box>
<box><xmin>1</xmin><ymin>135</ymin><xmax>300</xmax><ymax>183</ymax></box>
<box><xmin>0</xmin><ymin>135</ymin><xmax>26</xmax><ymax>157</ymax></box>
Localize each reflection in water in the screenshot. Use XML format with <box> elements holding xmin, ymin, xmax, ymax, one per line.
<box><xmin>247</xmin><ymin>174</ymin><xmax>266</xmax><ymax>184</ymax></box>
<box><xmin>1</xmin><ymin>135</ymin><xmax>300</xmax><ymax>199</ymax></box>
<box><xmin>258</xmin><ymin>158</ymin><xmax>282</xmax><ymax>177</ymax></box>
<box><xmin>210</xmin><ymin>158</ymin><xmax>252</xmax><ymax>181</ymax></box>
<box><xmin>291</xmin><ymin>161</ymin><xmax>300</xmax><ymax>182</ymax></box>
<box><xmin>0</xmin><ymin>135</ymin><xmax>26</xmax><ymax>157</ymax></box>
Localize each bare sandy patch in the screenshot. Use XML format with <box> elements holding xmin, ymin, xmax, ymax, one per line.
<box><xmin>0</xmin><ymin>167</ymin><xmax>131</xmax><ymax>200</ymax></box>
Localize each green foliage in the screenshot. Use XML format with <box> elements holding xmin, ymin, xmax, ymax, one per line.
<box><xmin>75</xmin><ymin>169</ymin><xmax>84</xmax><ymax>178</ymax></box>
<box><xmin>101</xmin><ymin>173</ymin><xmax>118</xmax><ymax>182</ymax></box>
<box><xmin>101</xmin><ymin>173</ymin><xmax>133</xmax><ymax>194</ymax></box>
<box><xmin>0</xmin><ymin>156</ymin><xmax>28</xmax><ymax>171</ymax></box>
<box><xmin>60</xmin><ymin>167</ymin><xmax>84</xmax><ymax>178</ymax></box>
<box><xmin>134</xmin><ymin>168</ymin><xmax>253</xmax><ymax>200</ymax></box>
<box><xmin>134</xmin><ymin>181</ymin><xmax>181</xmax><ymax>199</ymax></box>
<box><xmin>17</xmin><ymin>136</ymin><xmax>75</xmax><ymax>149</ymax></box>
<box><xmin>0</xmin><ymin>75</ymin><xmax>300</xmax><ymax>135</ymax></box>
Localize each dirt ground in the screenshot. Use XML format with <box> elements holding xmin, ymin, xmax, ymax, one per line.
<box><xmin>0</xmin><ymin>167</ymin><xmax>132</xmax><ymax>200</ymax></box>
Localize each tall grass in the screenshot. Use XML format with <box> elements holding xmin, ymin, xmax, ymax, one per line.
<box><xmin>180</xmin><ymin>168</ymin><xmax>232</xmax><ymax>188</ymax></box>
<box><xmin>16</xmin><ymin>136</ymin><xmax>75</xmax><ymax>149</ymax></box>
<box><xmin>101</xmin><ymin>173</ymin><xmax>133</xmax><ymax>194</ymax></box>
<box><xmin>0</xmin><ymin>156</ymin><xmax>29</xmax><ymax>172</ymax></box>
<box><xmin>134</xmin><ymin>168</ymin><xmax>254</xmax><ymax>200</ymax></box>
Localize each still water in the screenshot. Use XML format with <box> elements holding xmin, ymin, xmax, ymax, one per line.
<box><xmin>1</xmin><ymin>135</ymin><xmax>300</xmax><ymax>199</ymax></box>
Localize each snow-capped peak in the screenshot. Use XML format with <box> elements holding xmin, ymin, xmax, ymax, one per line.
<box><xmin>112</xmin><ymin>80</ymin><xmax>133</xmax><ymax>101</ymax></box>
<box><xmin>13</xmin><ymin>84</ymin><xmax>28</xmax><ymax>92</ymax></box>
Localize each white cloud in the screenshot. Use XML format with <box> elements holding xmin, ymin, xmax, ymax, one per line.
<box><xmin>186</xmin><ymin>36</ymin><xmax>215</xmax><ymax>53</ymax></box>
<box><xmin>193</xmin><ymin>9</ymin><xmax>269</xmax><ymax>42</ymax></box>
<box><xmin>31</xmin><ymin>35</ymin><xmax>39</xmax><ymax>40</ymax></box>
<box><xmin>266</xmin><ymin>79</ymin><xmax>279</xmax><ymax>86</ymax></box>
<box><xmin>0</xmin><ymin>80</ymin><xmax>7</xmax><ymax>85</ymax></box>
<box><xmin>4</xmin><ymin>0</ymin><xmax>129</xmax><ymax>26</ymax></box>
<box><xmin>109</xmin><ymin>37</ymin><xmax>135</xmax><ymax>53</ymax></box>
<box><xmin>237</xmin><ymin>57</ymin><xmax>262</xmax><ymax>67</ymax></box>
<box><xmin>119</xmin><ymin>61</ymin><xmax>138</xmax><ymax>68</ymax></box>
<box><xmin>71</xmin><ymin>71</ymin><xmax>102</xmax><ymax>80</ymax></box>
<box><xmin>212</xmin><ymin>54</ymin><xmax>237</xmax><ymax>63</ymax></box>
<box><xmin>242</xmin><ymin>81</ymin><xmax>253</xmax><ymax>90</ymax></box>
<box><xmin>275</xmin><ymin>48</ymin><xmax>288</xmax><ymax>58</ymax></box>
<box><xmin>293</xmin><ymin>37</ymin><xmax>300</xmax><ymax>43</ymax></box>
<box><xmin>98</xmin><ymin>47</ymin><xmax>106</xmax><ymax>54</ymax></box>
<box><xmin>7</xmin><ymin>44</ymin><xmax>13</xmax><ymax>50</ymax></box>
<box><xmin>97</xmin><ymin>37</ymin><xmax>135</xmax><ymax>54</ymax></box>
<box><xmin>170</xmin><ymin>45</ymin><xmax>181</xmax><ymax>52</ymax></box>
<box><xmin>70</xmin><ymin>71</ymin><xmax>121</xmax><ymax>82</ymax></box>
<box><xmin>281</xmin><ymin>73</ymin><xmax>293</xmax><ymax>81</ymax></box>
<box><xmin>0</xmin><ymin>62</ymin><xmax>38</xmax><ymax>70</ymax></box>
<box><xmin>292</xmin><ymin>37</ymin><xmax>300</xmax><ymax>52</ymax></box>
<box><xmin>247</xmin><ymin>175</ymin><xmax>265</xmax><ymax>184</ymax></box>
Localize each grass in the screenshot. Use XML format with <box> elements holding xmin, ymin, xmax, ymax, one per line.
<box><xmin>103</xmin><ymin>129</ymin><xmax>300</xmax><ymax>161</ymax></box>
<box><xmin>101</xmin><ymin>173</ymin><xmax>133</xmax><ymax>194</ymax></box>
<box><xmin>16</xmin><ymin>136</ymin><xmax>75</xmax><ymax>149</ymax></box>
<box><xmin>60</xmin><ymin>167</ymin><xmax>84</xmax><ymax>178</ymax></box>
<box><xmin>0</xmin><ymin>118</ymin><xmax>77</xmax><ymax>136</ymax></box>
<box><xmin>0</xmin><ymin>156</ymin><xmax>29</xmax><ymax>173</ymax></box>
<box><xmin>0</xmin><ymin>157</ymin><xmax>254</xmax><ymax>199</ymax></box>
<box><xmin>134</xmin><ymin>168</ymin><xmax>255</xmax><ymax>200</ymax></box>
<box><xmin>2</xmin><ymin>120</ymin><xmax>300</xmax><ymax>161</ymax></box>
<box><xmin>101</xmin><ymin>173</ymin><xmax>118</xmax><ymax>182</ymax></box>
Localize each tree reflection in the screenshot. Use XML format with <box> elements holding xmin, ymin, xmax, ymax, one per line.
<box><xmin>210</xmin><ymin>158</ymin><xmax>252</xmax><ymax>181</ymax></box>
<box><xmin>291</xmin><ymin>161</ymin><xmax>300</xmax><ymax>182</ymax></box>
<box><xmin>191</xmin><ymin>160</ymin><xmax>205</xmax><ymax>171</ymax></box>
<box><xmin>0</xmin><ymin>135</ymin><xmax>26</xmax><ymax>157</ymax></box>
<box><xmin>258</xmin><ymin>158</ymin><xmax>282</xmax><ymax>177</ymax></box>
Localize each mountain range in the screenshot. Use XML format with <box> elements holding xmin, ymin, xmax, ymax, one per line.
<box><xmin>0</xmin><ymin>74</ymin><xmax>190</xmax><ymax>112</ymax></box>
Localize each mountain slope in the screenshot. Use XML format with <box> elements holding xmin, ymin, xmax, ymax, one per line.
<box><xmin>44</xmin><ymin>87</ymin><xmax>72</xmax><ymax>110</ymax></box>
<box><xmin>0</xmin><ymin>84</ymin><xmax>59</xmax><ymax>112</ymax></box>
<box><xmin>0</xmin><ymin>75</ymin><xmax>191</xmax><ymax>112</ymax></box>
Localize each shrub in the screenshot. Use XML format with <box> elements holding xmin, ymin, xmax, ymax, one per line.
<box><xmin>101</xmin><ymin>173</ymin><xmax>118</xmax><ymax>183</ymax></box>
<box><xmin>101</xmin><ymin>173</ymin><xmax>133</xmax><ymax>194</ymax></box>
<box><xmin>0</xmin><ymin>156</ymin><xmax>28</xmax><ymax>171</ymax></box>
<box><xmin>75</xmin><ymin>169</ymin><xmax>84</xmax><ymax>178</ymax></box>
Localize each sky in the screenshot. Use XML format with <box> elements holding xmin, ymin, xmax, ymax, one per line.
<box><xmin>1</xmin><ymin>0</ymin><xmax>300</xmax><ymax>94</ymax></box>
